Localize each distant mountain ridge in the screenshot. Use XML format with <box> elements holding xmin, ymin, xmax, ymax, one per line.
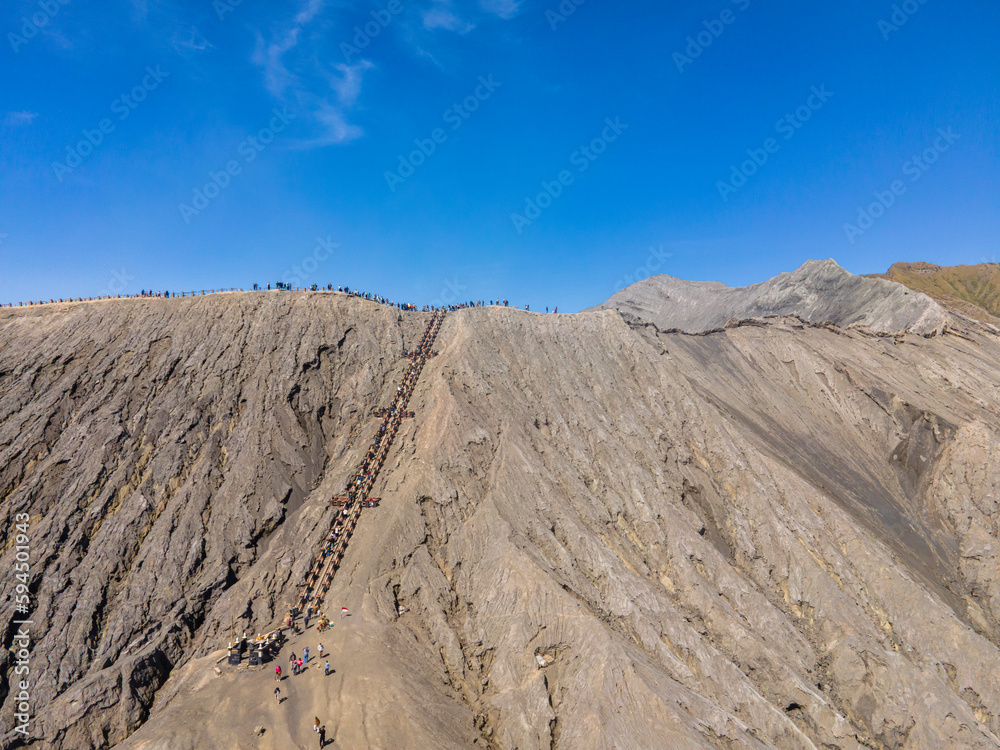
<box><xmin>870</xmin><ymin>261</ymin><xmax>1000</xmax><ymax>326</ymax></box>
<box><xmin>589</xmin><ymin>258</ymin><xmax>948</xmax><ymax>336</ymax></box>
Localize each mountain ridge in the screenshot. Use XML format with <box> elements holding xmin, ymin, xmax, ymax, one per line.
<box><xmin>589</xmin><ymin>258</ymin><xmax>948</xmax><ymax>336</ymax></box>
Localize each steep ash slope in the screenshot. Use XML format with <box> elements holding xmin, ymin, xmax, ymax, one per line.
<box><xmin>2</xmin><ymin>287</ymin><xmax>1000</xmax><ymax>750</ymax></box>
<box><xmin>0</xmin><ymin>293</ymin><xmax>429</xmax><ymax>748</ymax></box>
<box><xmin>376</xmin><ymin>309</ymin><xmax>1000</xmax><ymax>750</ymax></box>
<box><xmin>590</xmin><ymin>259</ymin><xmax>947</xmax><ymax>336</ymax></box>
<box><xmin>126</xmin><ymin>304</ymin><xmax>999</xmax><ymax>750</ymax></box>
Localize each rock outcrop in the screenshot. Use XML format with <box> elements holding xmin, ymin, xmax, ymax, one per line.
<box><xmin>589</xmin><ymin>259</ymin><xmax>948</xmax><ymax>336</ymax></box>
<box><xmin>1</xmin><ymin>278</ymin><xmax>998</xmax><ymax>749</ymax></box>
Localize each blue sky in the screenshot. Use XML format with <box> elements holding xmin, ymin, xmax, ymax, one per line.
<box><xmin>1</xmin><ymin>0</ymin><xmax>998</xmax><ymax>311</ymax></box>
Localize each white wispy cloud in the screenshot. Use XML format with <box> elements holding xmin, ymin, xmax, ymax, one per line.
<box><xmin>423</xmin><ymin>2</ymin><xmax>475</xmax><ymax>34</ymax></box>
<box><xmin>421</xmin><ymin>0</ymin><xmax>523</xmax><ymax>33</ymax></box>
<box><xmin>290</xmin><ymin>60</ymin><xmax>374</xmax><ymax>147</ymax></box>
<box><xmin>294</xmin><ymin>0</ymin><xmax>324</xmax><ymax>25</ymax></box>
<box><xmin>313</xmin><ymin>103</ymin><xmax>365</xmax><ymax>145</ymax></box>
<box><xmin>478</xmin><ymin>0</ymin><xmax>522</xmax><ymax>19</ymax></box>
<box><xmin>4</xmin><ymin>111</ymin><xmax>38</xmax><ymax>127</ymax></box>
<box><xmin>287</xmin><ymin>99</ymin><xmax>366</xmax><ymax>149</ymax></box>
<box><xmin>251</xmin><ymin>0</ymin><xmax>521</xmax><ymax>148</ymax></box>
<box><xmin>253</xmin><ymin>0</ymin><xmax>376</xmax><ymax>148</ymax></box>
<box><xmin>252</xmin><ymin>0</ymin><xmax>326</xmax><ymax>97</ymax></box>
<box><xmin>331</xmin><ymin>61</ymin><xmax>375</xmax><ymax>107</ymax></box>
<box><xmin>406</xmin><ymin>0</ymin><xmax>523</xmax><ymax>71</ymax></box>
<box><xmin>252</xmin><ymin>28</ymin><xmax>299</xmax><ymax>98</ymax></box>
<box><xmin>172</xmin><ymin>26</ymin><xmax>213</xmax><ymax>53</ymax></box>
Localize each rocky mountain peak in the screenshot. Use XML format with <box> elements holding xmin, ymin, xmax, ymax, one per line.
<box><xmin>590</xmin><ymin>258</ymin><xmax>948</xmax><ymax>336</ymax></box>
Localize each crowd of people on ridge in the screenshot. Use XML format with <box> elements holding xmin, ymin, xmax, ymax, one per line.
<box><xmin>2</xmin><ymin>284</ymin><xmax>558</xmax><ymax>313</ymax></box>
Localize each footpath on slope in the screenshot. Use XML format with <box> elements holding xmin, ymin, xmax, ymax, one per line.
<box><xmin>293</xmin><ymin>310</ymin><xmax>445</xmax><ymax>617</ymax></box>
